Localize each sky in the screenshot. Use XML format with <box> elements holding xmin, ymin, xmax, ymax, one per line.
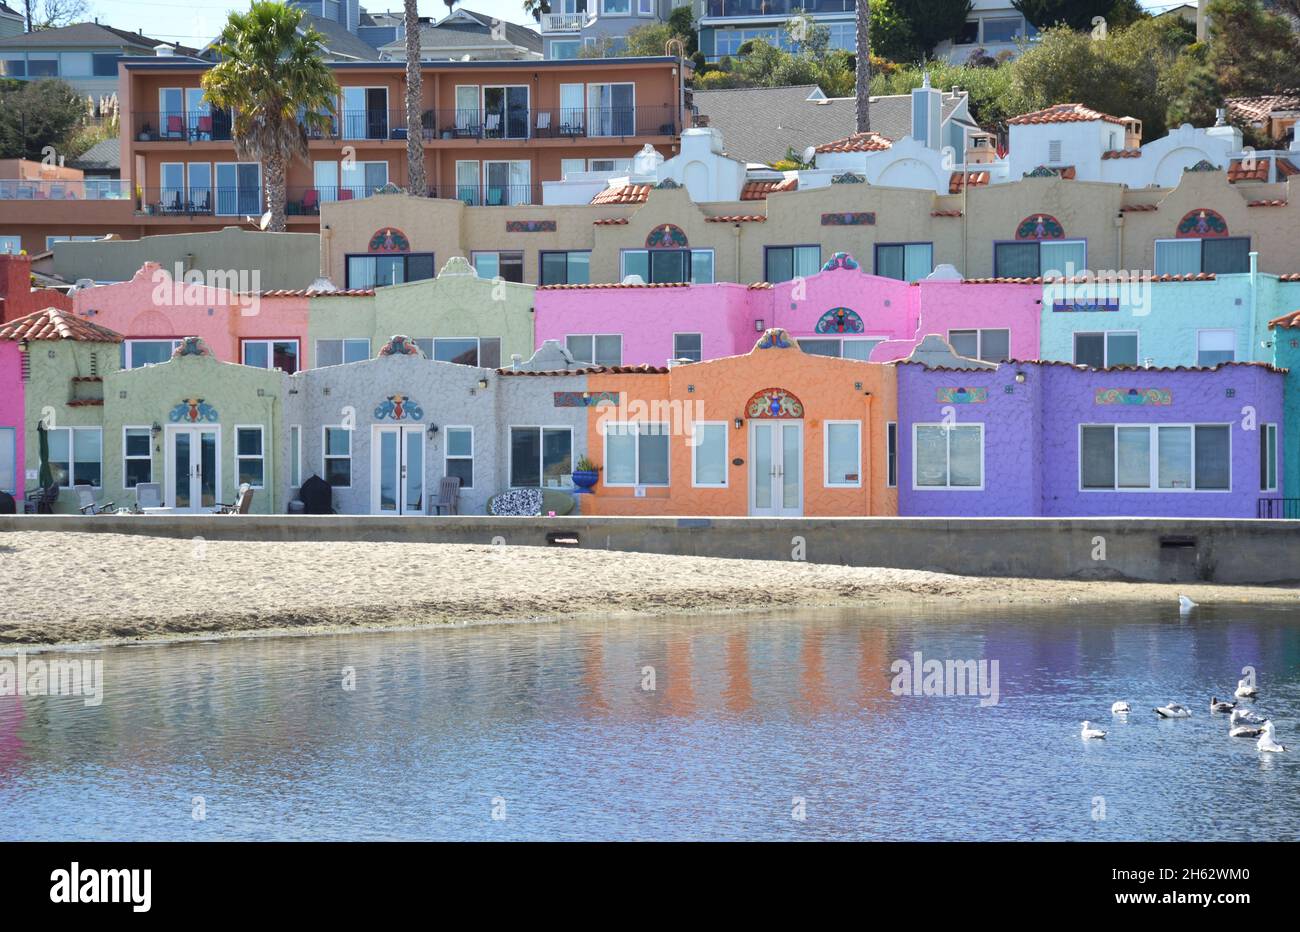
<box><xmin>72</xmin><ymin>0</ymin><xmax>1181</xmax><ymax>49</ymax></box>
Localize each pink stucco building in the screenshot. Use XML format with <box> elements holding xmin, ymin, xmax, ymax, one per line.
<box><xmin>0</xmin><ymin>339</ymin><xmax>22</xmax><ymax>496</ymax></box>
<box><xmin>534</xmin><ymin>253</ymin><xmax>1042</xmax><ymax>367</ymax></box>
<box><xmin>70</xmin><ymin>263</ymin><xmax>311</xmax><ymax>370</ymax></box>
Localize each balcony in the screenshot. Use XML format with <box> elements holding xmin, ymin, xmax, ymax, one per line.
<box><xmin>542</xmin><ymin>12</ymin><xmax>591</xmax><ymax>31</ymax></box>
<box><xmin>132</xmin><ymin>110</ymin><xmax>234</xmax><ymax>142</ymax></box>
<box><xmin>430</xmin><ymin>183</ymin><xmax>543</xmax><ymax>207</ymax></box>
<box><xmin>285</xmin><ymin>185</ymin><xmax>404</xmax><ymax>215</ymax></box>
<box><xmin>139</xmin><ymin>186</ymin><xmax>264</xmax><ymax>217</ymax></box>
<box><xmin>0</xmin><ymin>179</ymin><xmax>133</xmax><ymax>200</ymax></box>
<box><xmin>701</xmin><ymin>0</ymin><xmax>853</xmax><ymax>16</ymax></box>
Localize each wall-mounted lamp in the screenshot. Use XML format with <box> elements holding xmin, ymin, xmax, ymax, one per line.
<box><xmin>427</xmin><ymin>423</ymin><xmax>439</xmax><ymax>437</ymax></box>
<box><xmin>753</xmin><ymin>319</ymin><xmax>765</xmax><ymax>332</ymax></box>
<box><xmin>733</xmin><ymin>417</ymin><xmax>743</xmax><ymax>430</ymax></box>
<box><xmin>17</xmin><ymin>338</ymin><xmax>28</xmax><ymax>353</ymax></box>
<box><xmin>150</xmin><ymin>421</ymin><xmax>162</xmax><ymax>438</ymax></box>
<box><xmin>1014</xmin><ymin>371</ymin><xmax>1027</xmax><ymax>383</ymax></box>
<box><xmin>478</xmin><ymin>377</ymin><xmax>490</xmax><ymax>389</ymax></box>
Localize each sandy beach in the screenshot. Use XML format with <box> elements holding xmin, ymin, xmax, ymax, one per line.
<box><xmin>1</xmin><ymin>530</ymin><xmax>1298</xmax><ymax>646</ymax></box>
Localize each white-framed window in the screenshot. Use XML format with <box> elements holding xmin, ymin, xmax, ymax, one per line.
<box><xmin>540</xmin><ymin>249</ymin><xmax>591</xmax><ymax>285</ymax></box>
<box><xmin>290</xmin><ymin>425</ymin><xmax>302</xmax><ymax>488</ymax></box>
<box><xmin>1258</xmin><ymin>423</ymin><xmax>1279</xmax><ymax>493</ymax></box>
<box><xmin>824</xmin><ymin>420</ymin><xmax>862</xmax><ymax>487</ymax></box>
<box><xmin>764</xmin><ymin>245</ymin><xmax>821</xmax><ymax>283</ymax></box>
<box><xmin>314</xmin><ymin>338</ymin><xmax>370</xmax><ymax>368</ymax></box>
<box><xmin>122</xmin><ymin>426</ymin><xmax>152</xmax><ymax>489</ymax></box>
<box><xmin>603</xmin><ymin>422</ymin><xmax>669</xmax><ymax>487</ymax></box>
<box><xmin>444</xmin><ymin>426</ymin><xmax>474</xmax><ymax>489</ymax></box>
<box><xmin>241</xmin><ymin>338</ymin><xmax>300</xmax><ymax>373</ymax></box>
<box><xmin>122</xmin><ymin>339</ymin><xmax>181</xmax><ymax>369</ymax></box>
<box><xmin>587</xmin><ymin>81</ymin><xmax>635</xmax><ymax>137</ymax></box>
<box><xmin>1073</xmin><ymin>331</ymin><xmax>1138</xmax><ymax>369</ymax></box>
<box><xmin>550</xmin><ymin>40</ymin><xmax>581</xmax><ymax>60</ymax></box>
<box><xmin>47</xmin><ymin>426</ymin><xmax>103</xmax><ymax>489</ymax></box>
<box><xmin>480</xmin><ymin>160</ymin><xmax>532</xmax><ymax>205</ymax></box>
<box><xmin>1079</xmin><ymin>424</ymin><xmax>1231</xmax><ymax>492</ymax></box>
<box><xmin>214</xmin><ymin>162</ymin><xmax>262</xmax><ymax>216</ymax></box>
<box><xmin>588</xmin><ymin>157</ymin><xmax>633</xmax><ymax>172</ymax></box>
<box><xmin>874</xmin><ymin>242</ymin><xmax>933</xmax><ymax>282</ymax></box>
<box><xmin>947</xmin><ymin>328</ymin><xmax>1010</xmax><ymax>363</ymax></box>
<box><xmin>993</xmin><ymin>239</ymin><xmax>1086</xmax><ymax>278</ymax></box>
<box><xmin>566</xmin><ymin>334</ymin><xmax>622</xmax><ymax>367</ymax></box>
<box><xmin>1196</xmin><ymin>329</ymin><xmax>1235</xmax><ymax>367</ymax></box>
<box><xmin>601</xmin><ymin>0</ymin><xmax>630</xmax><ymax>16</ymax></box>
<box><xmin>236</xmin><ymin>426</ymin><xmax>265</xmax><ymax>489</ymax></box>
<box><xmin>691</xmin><ymin>421</ymin><xmax>728</xmax><ymax>488</ymax></box>
<box><xmin>414</xmin><ymin>337</ymin><xmax>501</xmax><ymax>368</ymax></box>
<box><xmin>0</xmin><ymin>426</ymin><xmax>16</xmax><ymax>494</ymax></box>
<box><xmin>341</xmin><ymin>85</ymin><xmax>389</xmax><ymax>140</ymax></box>
<box><xmin>1154</xmin><ymin>237</ymin><xmax>1251</xmax><ymax>275</ymax></box>
<box><xmin>913</xmin><ymin>423</ymin><xmax>984</xmax><ymax>490</ymax></box>
<box><xmin>620</xmin><ymin>248</ymin><xmax>714</xmax><ymax>284</ymax></box>
<box><xmin>637</xmin><ymin>0</ymin><xmax>653</xmax><ymax>13</ymax></box>
<box><xmin>800</xmin><ymin>337</ymin><xmax>882</xmax><ymax>361</ymax></box>
<box><xmin>323</xmin><ymin>426</ymin><xmax>352</xmax><ymax>488</ymax></box>
<box><xmin>509</xmin><ymin>426</ymin><xmax>573</xmax><ymax>488</ymax></box>
<box><xmin>673</xmin><ymin>332</ymin><xmax>702</xmax><ymax>362</ymax></box>
<box><xmin>471</xmin><ymin>250</ymin><xmax>524</xmax><ymax>282</ymax></box>
<box><xmin>886</xmin><ymin>421</ymin><xmax>897</xmax><ymax>488</ymax></box>
<box><xmin>341</xmin><ymin>160</ymin><xmax>389</xmax><ymax>199</ymax></box>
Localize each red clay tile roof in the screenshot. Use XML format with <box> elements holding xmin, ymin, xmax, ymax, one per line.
<box><xmin>592</xmin><ymin>217</ymin><xmax>629</xmax><ymax>225</ymax></box>
<box><xmin>1007</xmin><ymin>103</ymin><xmax>1126</xmax><ymax>126</ymax></box>
<box><xmin>957</xmin><ymin>273</ymin><xmax>1218</xmax><ymax>285</ymax></box>
<box><xmin>1276</xmin><ymin>158</ymin><xmax>1299</xmax><ymax>178</ymax></box>
<box><xmin>0</xmin><ymin>306</ymin><xmax>122</xmax><ymax>342</ymax></box>
<box><xmin>1248</xmin><ymin>198</ymin><xmax>1288</xmax><ymax>207</ymax></box>
<box><xmin>1226</xmin><ymin>93</ymin><xmax>1300</xmax><ymax>124</ymax></box>
<box><xmin>535</xmin><ymin>282</ymin><xmax>693</xmax><ymax>290</ymax></box>
<box><xmin>948</xmin><ymin>170</ymin><xmax>989</xmax><ymax>194</ymax></box>
<box><xmin>902</xmin><ymin>357</ymin><xmax>1286</xmax><ymax>374</ymax></box>
<box><xmin>1120</xmin><ymin>202</ymin><xmax>1159</xmax><ymax>212</ymax></box>
<box><xmin>704</xmin><ymin>214</ymin><xmax>766</xmax><ymax>222</ymax></box>
<box><xmin>262</xmin><ymin>288</ymin><xmax>374</xmax><ymax>297</ymax></box>
<box><xmin>740</xmin><ymin>177</ymin><xmax>797</xmax><ymax>200</ymax></box>
<box><xmin>814</xmin><ymin>131</ymin><xmax>893</xmax><ymax>153</ymax></box>
<box><xmin>1228</xmin><ymin>158</ymin><xmax>1269</xmax><ymax>183</ymax></box>
<box><xmin>498</xmin><ymin>363</ymin><xmax>669</xmax><ymax>376</ymax></box>
<box><xmin>590</xmin><ymin>183</ymin><xmax>651</xmax><ymax>205</ymax></box>
<box><xmin>931</xmin><ymin>209</ymin><xmax>963</xmax><ymax>217</ymax></box>
<box><xmin>1280</xmin><ymin>273</ymin><xmax>1300</xmax><ymax>281</ymax></box>
<box><xmin>1101</xmin><ymin>148</ymin><xmax>1143</xmax><ymax>159</ymax></box>
<box><xmin>1268</xmin><ymin>309</ymin><xmax>1300</xmax><ymax>329</ymax></box>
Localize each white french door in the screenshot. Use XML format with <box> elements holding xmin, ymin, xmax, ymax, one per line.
<box><xmin>371</xmin><ymin>425</ymin><xmax>425</xmax><ymax>515</ymax></box>
<box><xmin>749</xmin><ymin>421</ymin><xmax>803</xmax><ymax>516</ymax></box>
<box><xmin>166</xmin><ymin>426</ymin><xmax>220</xmax><ymax>513</ymax></box>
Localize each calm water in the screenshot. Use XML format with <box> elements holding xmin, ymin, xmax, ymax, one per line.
<box><xmin>1</xmin><ymin>604</ymin><xmax>1298</xmax><ymax>841</ymax></box>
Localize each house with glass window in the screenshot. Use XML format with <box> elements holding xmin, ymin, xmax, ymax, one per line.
<box><xmin>0</xmin><ymin>21</ymin><xmax>192</xmax><ymax>97</ymax></box>
<box><xmin>307</xmin><ymin>256</ymin><xmax>536</xmax><ymax>371</ymax></box>
<box><xmin>573</xmin><ymin>327</ymin><xmax>898</xmax><ymax>517</ymax></box>
<box><xmin>933</xmin><ymin>0</ymin><xmax>1037</xmax><ymax>64</ymax></box>
<box><xmin>1038</xmin><ymin>272</ymin><xmax>1300</xmax><ymax>371</ymax></box>
<box><xmin>1266</xmin><ymin>310</ymin><xmax>1300</xmax><ymax>509</ymax></box>
<box><xmin>696</xmin><ymin>0</ymin><xmax>856</xmax><ymax>63</ymax></box>
<box><xmin>541</xmin><ymin>0</ymin><xmax>677</xmax><ymax>60</ymax></box>
<box><xmin>897</xmin><ymin>355</ymin><xmax>1285</xmax><ymax>518</ymax></box>
<box><xmin>534</xmin><ymin>252</ymin><xmax>1042</xmax><ymax>367</ymax></box>
<box><xmin>0</xmin><ymin>306</ymin><xmax>123</xmax><ymax>513</ymax></box>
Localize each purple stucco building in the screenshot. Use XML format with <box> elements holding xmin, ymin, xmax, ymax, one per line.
<box><xmin>898</xmin><ymin>359</ymin><xmax>1285</xmax><ymax>517</ymax></box>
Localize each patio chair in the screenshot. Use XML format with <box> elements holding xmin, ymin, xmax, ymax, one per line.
<box><xmin>486</xmin><ymin>186</ymin><xmax>505</xmax><ymax>206</ymax></box>
<box><xmin>216</xmin><ymin>483</ymin><xmax>254</xmax><ymax>515</ymax></box>
<box><xmin>430</xmin><ymin>476</ymin><xmax>461</xmax><ymax>516</ymax></box>
<box><xmin>535</xmin><ymin>111</ymin><xmax>552</xmax><ymax>138</ymax></box>
<box><xmin>483</xmin><ymin>113</ymin><xmax>501</xmax><ymax>138</ymax></box>
<box><xmin>196</xmin><ymin>115</ymin><xmax>213</xmax><ymax>140</ymax></box>
<box><xmin>165</xmin><ymin>115</ymin><xmax>185</xmax><ymax>139</ymax></box>
<box><xmin>135</xmin><ymin>482</ymin><xmax>163</xmax><ymax>509</ymax></box>
<box><xmin>74</xmin><ymin>484</ymin><xmax>116</xmax><ymax>515</ymax></box>
<box><xmin>338</xmin><ymin>188</ymin><xmax>354</xmax><ymax>201</ymax></box>
<box><xmin>24</xmin><ymin>483</ymin><xmax>60</xmax><ymax>514</ymax></box>
<box><xmin>300</xmin><ymin>188</ymin><xmax>319</xmax><ymax>214</ymax></box>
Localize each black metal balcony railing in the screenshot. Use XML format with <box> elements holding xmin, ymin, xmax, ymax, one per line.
<box><xmin>1257</xmin><ymin>498</ymin><xmax>1300</xmax><ymax>519</ymax></box>
<box><xmin>285</xmin><ymin>185</ymin><xmax>405</xmax><ymax>214</ymax></box>
<box><xmin>139</xmin><ymin>186</ymin><xmax>263</xmax><ymax>217</ymax></box>
<box><xmin>429</xmin><ymin>183</ymin><xmax>543</xmax><ymax>207</ymax></box>
<box><xmin>0</xmin><ymin>179</ymin><xmax>133</xmax><ymax>200</ymax></box>
<box><xmin>131</xmin><ymin>106</ymin><xmax>678</xmax><ymax>144</ymax></box>
<box><xmin>703</xmin><ymin>0</ymin><xmax>853</xmax><ymax>15</ymax></box>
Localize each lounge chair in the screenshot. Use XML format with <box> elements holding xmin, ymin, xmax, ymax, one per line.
<box><xmin>430</xmin><ymin>476</ymin><xmax>461</xmax><ymax>516</ymax></box>
<box><xmin>24</xmin><ymin>483</ymin><xmax>60</xmax><ymax>514</ymax></box>
<box><xmin>216</xmin><ymin>483</ymin><xmax>254</xmax><ymax>515</ymax></box>
<box><xmin>74</xmin><ymin>483</ymin><xmax>116</xmax><ymax>515</ymax></box>
<box><xmin>135</xmin><ymin>482</ymin><xmax>163</xmax><ymax>509</ymax></box>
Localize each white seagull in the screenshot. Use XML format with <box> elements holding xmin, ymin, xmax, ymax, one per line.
<box><xmin>1154</xmin><ymin>703</ymin><xmax>1192</xmax><ymax>718</ymax></box>
<box><xmin>1231</xmin><ymin>721</ymin><xmax>1265</xmax><ymax>739</ymax></box>
<box><xmin>1231</xmin><ymin>708</ymin><xmax>1267</xmax><ymax>726</ymax></box>
<box><xmin>1081</xmin><ymin>721</ymin><xmax>1107</xmax><ymax>739</ymax></box>
<box><xmin>1257</xmin><ymin>721</ymin><xmax>1286</xmax><ymax>753</ymax></box>
<box><xmin>1178</xmin><ymin>595</ymin><xmax>1198</xmax><ymax>615</ymax></box>
<box><xmin>1111</xmin><ymin>701</ymin><xmax>1131</xmax><ymax>715</ymax></box>
<box><xmin>1234</xmin><ymin>679</ymin><xmax>1259</xmax><ymax>699</ymax></box>
<box><xmin>1210</xmin><ymin>697</ymin><xmax>1236</xmax><ymax>713</ymax></box>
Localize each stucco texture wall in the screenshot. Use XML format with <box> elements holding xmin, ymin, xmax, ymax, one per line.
<box><xmin>580</xmin><ymin>335</ymin><xmax>898</xmax><ymax>517</ymax></box>
<box><xmin>0</xmin><ymin>340</ymin><xmax>23</xmax><ymax>495</ymax></box>
<box><xmin>1272</xmin><ymin>324</ymin><xmax>1300</xmax><ymax>497</ymax></box>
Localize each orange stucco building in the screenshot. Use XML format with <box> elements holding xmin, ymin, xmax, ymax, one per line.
<box><xmin>579</xmin><ymin>330</ymin><xmax>898</xmax><ymax>517</ymax></box>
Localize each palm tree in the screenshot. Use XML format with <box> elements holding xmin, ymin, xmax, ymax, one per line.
<box><xmin>855</xmin><ymin>0</ymin><xmax>871</xmax><ymax>132</ymax></box>
<box><xmin>404</xmin><ymin>0</ymin><xmax>427</xmax><ymax>197</ymax></box>
<box><xmin>521</xmin><ymin>0</ymin><xmax>550</xmax><ymax>22</ymax></box>
<box><xmin>202</xmin><ymin>2</ymin><xmax>340</xmax><ymax>232</ymax></box>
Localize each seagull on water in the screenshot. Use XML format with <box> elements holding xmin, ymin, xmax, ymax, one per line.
<box><xmin>1111</xmin><ymin>701</ymin><xmax>1131</xmax><ymax>715</ymax></box>
<box><xmin>1231</xmin><ymin>721</ymin><xmax>1266</xmax><ymax>739</ymax></box>
<box><xmin>1231</xmin><ymin>708</ymin><xmax>1267</xmax><ymax>726</ymax></box>
<box><xmin>1081</xmin><ymin>721</ymin><xmax>1107</xmax><ymax>739</ymax></box>
<box><xmin>1154</xmin><ymin>703</ymin><xmax>1192</xmax><ymax>718</ymax></box>
<box><xmin>1234</xmin><ymin>679</ymin><xmax>1259</xmax><ymax>699</ymax></box>
<box><xmin>1178</xmin><ymin>595</ymin><xmax>1198</xmax><ymax>615</ymax></box>
<box><xmin>1257</xmin><ymin>721</ymin><xmax>1287</xmax><ymax>753</ymax></box>
<box><xmin>1210</xmin><ymin>697</ymin><xmax>1236</xmax><ymax>713</ymax></box>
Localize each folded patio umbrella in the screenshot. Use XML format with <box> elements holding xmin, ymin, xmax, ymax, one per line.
<box><xmin>36</xmin><ymin>422</ymin><xmax>52</xmax><ymax>489</ymax></box>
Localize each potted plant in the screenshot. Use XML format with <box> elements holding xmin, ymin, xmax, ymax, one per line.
<box><xmin>572</xmin><ymin>455</ymin><xmax>600</xmax><ymax>494</ymax></box>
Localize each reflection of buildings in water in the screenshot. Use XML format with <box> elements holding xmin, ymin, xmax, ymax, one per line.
<box><xmin>661</xmin><ymin>635</ymin><xmax>695</xmax><ymax>717</ymax></box>
<box><xmin>580</xmin><ymin>633</ymin><xmax>609</xmax><ymax>713</ymax></box>
<box><xmin>858</xmin><ymin>626</ymin><xmax>894</xmax><ymax>711</ymax></box>
<box><xmin>722</xmin><ymin>631</ymin><xmax>753</xmax><ymax>714</ymax></box>
<box><xmin>0</xmin><ymin>694</ymin><xmax>27</xmax><ymax>773</ymax></box>
<box><xmin>799</xmin><ymin>628</ymin><xmax>829</xmax><ymax>715</ymax></box>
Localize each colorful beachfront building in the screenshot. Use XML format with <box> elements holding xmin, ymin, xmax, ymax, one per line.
<box><xmin>897</xmin><ymin>350</ymin><xmax>1285</xmax><ymax>518</ymax></box>
<box><xmin>534</xmin><ymin>253</ymin><xmax>1041</xmax><ymax>367</ymax></box>
<box><xmin>1267</xmin><ymin>310</ymin><xmax>1300</xmax><ymax>508</ymax></box>
<box><xmin>0</xmin><ymin>336</ymin><xmax>21</xmax><ymax>497</ymax></box>
<box><xmin>571</xmin><ymin>329</ymin><xmax>899</xmax><ymax>517</ymax></box>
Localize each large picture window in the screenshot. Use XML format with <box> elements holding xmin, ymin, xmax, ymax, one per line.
<box><xmin>510</xmin><ymin>427</ymin><xmax>572</xmax><ymax>488</ymax></box>
<box><xmin>603</xmin><ymin>422</ymin><xmax>669</xmax><ymax>486</ymax></box>
<box><xmin>47</xmin><ymin>427</ymin><xmax>103</xmax><ymax>488</ymax></box>
<box><xmin>913</xmin><ymin>423</ymin><xmax>983</xmax><ymax>490</ymax></box>
<box><xmin>1154</xmin><ymin>237</ymin><xmax>1250</xmax><ymax>275</ymax></box>
<box><xmin>1080</xmin><ymin>424</ymin><xmax>1230</xmax><ymax>491</ymax></box>
<box><xmin>874</xmin><ymin>243</ymin><xmax>933</xmax><ymax>282</ymax></box>
<box><xmin>345</xmin><ymin>253</ymin><xmax>435</xmax><ymax>289</ymax></box>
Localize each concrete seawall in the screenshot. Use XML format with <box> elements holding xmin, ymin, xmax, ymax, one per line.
<box><xmin>4</xmin><ymin>515</ymin><xmax>1299</xmax><ymax>586</ymax></box>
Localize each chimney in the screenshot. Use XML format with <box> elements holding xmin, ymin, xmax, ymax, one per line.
<box><xmin>911</xmin><ymin>71</ymin><xmax>943</xmax><ymax>151</ymax></box>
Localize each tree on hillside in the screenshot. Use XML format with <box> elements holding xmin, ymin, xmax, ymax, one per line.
<box><xmin>890</xmin><ymin>0</ymin><xmax>971</xmax><ymax>57</ymax></box>
<box><xmin>403</xmin><ymin>0</ymin><xmax>427</xmax><ymax>197</ymax></box>
<box><xmin>202</xmin><ymin>2</ymin><xmax>340</xmax><ymax>232</ymax></box>
<box><xmin>1012</xmin><ymin>0</ymin><xmax>1139</xmax><ymax>31</ymax></box>
<box><xmin>856</xmin><ymin>0</ymin><xmax>871</xmax><ymax>131</ymax></box>
<box><xmin>0</xmin><ymin>78</ymin><xmax>85</xmax><ymax>160</ymax></box>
